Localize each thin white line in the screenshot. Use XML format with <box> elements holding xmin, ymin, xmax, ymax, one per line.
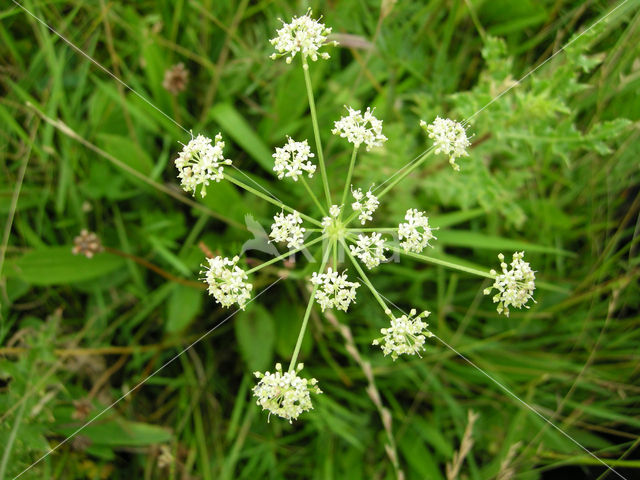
<box><xmin>10</xmin><ymin>0</ymin><xmax>190</xmax><ymax>137</ymax></box>
<box><xmin>10</xmin><ymin>0</ymin><xmax>284</xmax><ymax>205</ymax></box>
<box><xmin>373</xmin><ymin>291</ymin><xmax>628</xmax><ymax>480</ymax></box>
<box><xmin>462</xmin><ymin>0</ymin><xmax>630</xmax><ymax>127</ymax></box>
<box><xmin>376</xmin><ymin>0</ymin><xmax>631</xmax><ymax>194</ymax></box>
<box><xmin>12</xmin><ymin>279</ymin><xmax>282</xmax><ymax>480</ymax></box>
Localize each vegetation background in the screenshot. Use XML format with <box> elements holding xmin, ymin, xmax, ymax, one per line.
<box><xmin>1</xmin><ymin>0</ymin><xmax>639</xmax><ymax>479</ymax></box>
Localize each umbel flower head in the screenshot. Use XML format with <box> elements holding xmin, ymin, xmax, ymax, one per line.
<box><xmin>351</xmin><ymin>186</ymin><xmax>379</xmax><ymax>225</ymax></box>
<box><xmin>175</xmin><ymin>133</ymin><xmax>232</xmax><ymax>197</ymax></box>
<box><xmin>269</xmin><ymin>9</ymin><xmax>337</xmax><ymax>64</ymax></box>
<box><xmin>311</xmin><ymin>268</ymin><xmax>360</xmax><ymax>311</ymax></box>
<box><xmin>72</xmin><ymin>229</ymin><xmax>103</xmax><ymax>259</ymax></box>
<box><xmin>270</xmin><ymin>210</ymin><xmax>305</xmax><ymax>249</ymax></box>
<box><xmin>272</xmin><ymin>137</ymin><xmax>316</xmax><ymax>181</ymax></box>
<box><xmin>349</xmin><ymin>233</ymin><xmax>387</xmax><ymax>269</ymax></box>
<box><xmin>253</xmin><ymin>363</ymin><xmax>322</xmax><ymax>422</ymax></box>
<box><xmin>421</xmin><ymin>117</ymin><xmax>470</xmax><ymax>171</ymax></box>
<box><xmin>373</xmin><ymin>309</ymin><xmax>433</xmax><ymax>360</ymax></box>
<box><xmin>202</xmin><ymin>255</ymin><xmax>253</xmax><ymax>309</ymax></box>
<box><xmin>398</xmin><ymin>209</ymin><xmax>437</xmax><ymax>253</ymax></box>
<box><xmin>484</xmin><ymin>252</ymin><xmax>536</xmax><ymax>316</ymax></box>
<box><xmin>332</xmin><ymin>106</ymin><xmax>388</xmax><ymax>151</ymax></box>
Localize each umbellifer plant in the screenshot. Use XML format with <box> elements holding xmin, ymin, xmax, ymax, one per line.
<box><xmin>173</xmin><ymin>9</ymin><xmax>535</xmax><ymax>423</ymax></box>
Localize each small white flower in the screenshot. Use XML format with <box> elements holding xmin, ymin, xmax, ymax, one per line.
<box><xmin>311</xmin><ymin>268</ymin><xmax>360</xmax><ymax>311</ymax></box>
<box><xmin>253</xmin><ymin>363</ymin><xmax>322</xmax><ymax>422</ymax></box>
<box><xmin>321</xmin><ymin>204</ymin><xmax>342</xmax><ymax>230</ymax></box>
<box><xmin>270</xmin><ymin>211</ymin><xmax>306</xmax><ymax>249</ymax></box>
<box><xmin>351</xmin><ymin>186</ymin><xmax>379</xmax><ymax>225</ymax></box>
<box><xmin>420</xmin><ymin>117</ymin><xmax>470</xmax><ymax>171</ymax></box>
<box><xmin>174</xmin><ymin>134</ymin><xmax>232</xmax><ymax>197</ymax></box>
<box><xmin>273</xmin><ymin>137</ymin><xmax>316</xmax><ymax>181</ymax></box>
<box><xmin>349</xmin><ymin>233</ymin><xmax>387</xmax><ymax>269</ymax></box>
<box><xmin>332</xmin><ymin>106</ymin><xmax>387</xmax><ymax>151</ymax></box>
<box><xmin>202</xmin><ymin>255</ymin><xmax>253</xmax><ymax>309</ymax></box>
<box><xmin>483</xmin><ymin>252</ymin><xmax>536</xmax><ymax>317</ymax></box>
<box><xmin>269</xmin><ymin>9</ymin><xmax>337</xmax><ymax>64</ymax></box>
<box><xmin>398</xmin><ymin>209</ymin><xmax>436</xmax><ymax>253</ymax></box>
<box><xmin>373</xmin><ymin>309</ymin><xmax>433</xmax><ymax>360</ymax></box>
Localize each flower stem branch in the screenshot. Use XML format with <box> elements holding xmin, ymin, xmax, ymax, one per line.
<box><xmin>340</xmin><ymin>238</ymin><xmax>390</xmax><ymax>315</ymax></box>
<box><xmin>300</xmin><ymin>176</ymin><xmax>327</xmax><ymax>216</ymax></box>
<box><xmin>302</xmin><ymin>56</ymin><xmax>332</xmax><ymax>209</ymax></box>
<box><xmin>340</xmin><ymin>146</ymin><xmax>358</xmax><ymax>213</ymax></box>
<box><xmin>376</xmin><ymin>149</ymin><xmax>435</xmax><ymax>199</ymax></box>
<box><xmin>385</xmin><ymin>243</ymin><xmax>494</xmax><ymax>279</ymax></box>
<box><xmin>288</xmin><ymin>245</ymin><xmax>332</xmax><ymax>371</ymax></box>
<box><xmin>246</xmin><ymin>235</ymin><xmax>326</xmax><ymax>275</ymax></box>
<box><xmin>348</xmin><ymin>227</ymin><xmax>398</xmax><ymax>233</ymax></box>
<box><xmin>224</xmin><ymin>173</ymin><xmax>322</xmax><ymax>226</ymax></box>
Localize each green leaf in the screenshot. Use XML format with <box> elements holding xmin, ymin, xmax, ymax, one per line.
<box><xmin>5</xmin><ymin>247</ymin><xmax>126</xmax><ymax>285</ymax></box>
<box><xmin>166</xmin><ymin>284</ymin><xmax>203</xmax><ymax>333</ymax></box>
<box><xmin>437</xmin><ymin>230</ymin><xmax>574</xmax><ymax>256</ymax></box>
<box><xmin>54</xmin><ymin>419</ymin><xmax>172</xmax><ymax>447</ymax></box>
<box><xmin>210</xmin><ymin>103</ymin><xmax>274</xmax><ymax>173</ymax></box>
<box><xmin>95</xmin><ymin>133</ymin><xmax>154</xmax><ymax>175</ymax></box>
<box><xmin>234</xmin><ymin>303</ymin><xmax>275</xmax><ymax>372</ymax></box>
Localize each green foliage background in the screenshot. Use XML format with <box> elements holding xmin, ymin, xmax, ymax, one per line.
<box><xmin>1</xmin><ymin>0</ymin><xmax>639</xmax><ymax>479</ymax></box>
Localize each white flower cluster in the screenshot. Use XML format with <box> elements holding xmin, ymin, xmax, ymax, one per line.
<box><xmin>202</xmin><ymin>256</ymin><xmax>253</xmax><ymax>309</ymax></box>
<box><xmin>484</xmin><ymin>252</ymin><xmax>536</xmax><ymax>317</ymax></box>
<box><xmin>270</xmin><ymin>211</ymin><xmax>305</xmax><ymax>249</ymax></box>
<box><xmin>311</xmin><ymin>268</ymin><xmax>360</xmax><ymax>311</ymax></box>
<box><xmin>269</xmin><ymin>10</ymin><xmax>336</xmax><ymax>64</ymax></box>
<box><xmin>398</xmin><ymin>209</ymin><xmax>436</xmax><ymax>253</ymax></box>
<box><xmin>175</xmin><ymin>134</ymin><xmax>232</xmax><ymax>197</ymax></box>
<box><xmin>321</xmin><ymin>204</ymin><xmax>342</xmax><ymax>230</ymax></box>
<box><xmin>421</xmin><ymin>117</ymin><xmax>470</xmax><ymax>171</ymax></box>
<box><xmin>349</xmin><ymin>233</ymin><xmax>387</xmax><ymax>269</ymax></box>
<box><xmin>351</xmin><ymin>187</ymin><xmax>379</xmax><ymax>225</ymax></box>
<box><xmin>253</xmin><ymin>363</ymin><xmax>322</xmax><ymax>422</ymax></box>
<box><xmin>332</xmin><ymin>106</ymin><xmax>387</xmax><ymax>151</ymax></box>
<box><xmin>272</xmin><ymin>137</ymin><xmax>316</xmax><ymax>181</ymax></box>
<box><xmin>373</xmin><ymin>309</ymin><xmax>433</xmax><ymax>360</ymax></box>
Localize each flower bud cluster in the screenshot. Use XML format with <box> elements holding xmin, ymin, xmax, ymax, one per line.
<box><xmin>202</xmin><ymin>256</ymin><xmax>253</xmax><ymax>309</ymax></box>
<box><xmin>421</xmin><ymin>117</ymin><xmax>470</xmax><ymax>171</ymax></box>
<box><xmin>332</xmin><ymin>107</ymin><xmax>387</xmax><ymax>151</ymax></box>
<box><xmin>398</xmin><ymin>209</ymin><xmax>437</xmax><ymax>253</ymax></box>
<box><xmin>484</xmin><ymin>252</ymin><xmax>536</xmax><ymax>316</ymax></box>
<box><xmin>351</xmin><ymin>187</ymin><xmax>379</xmax><ymax>225</ymax></box>
<box><xmin>311</xmin><ymin>268</ymin><xmax>360</xmax><ymax>311</ymax></box>
<box><xmin>273</xmin><ymin>137</ymin><xmax>316</xmax><ymax>181</ymax></box>
<box><xmin>175</xmin><ymin>134</ymin><xmax>232</xmax><ymax>197</ymax></box>
<box><xmin>270</xmin><ymin>211</ymin><xmax>306</xmax><ymax>249</ymax></box>
<box><xmin>349</xmin><ymin>233</ymin><xmax>387</xmax><ymax>269</ymax></box>
<box><xmin>253</xmin><ymin>363</ymin><xmax>322</xmax><ymax>422</ymax></box>
<box><xmin>373</xmin><ymin>309</ymin><xmax>433</xmax><ymax>360</ymax></box>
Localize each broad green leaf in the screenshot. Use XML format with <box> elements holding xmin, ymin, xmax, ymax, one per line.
<box><xmin>54</xmin><ymin>419</ymin><xmax>171</xmax><ymax>447</ymax></box>
<box><xmin>6</xmin><ymin>247</ymin><xmax>126</xmax><ymax>285</ymax></box>
<box><xmin>437</xmin><ymin>230</ymin><xmax>574</xmax><ymax>256</ymax></box>
<box><xmin>234</xmin><ymin>303</ymin><xmax>275</xmax><ymax>372</ymax></box>
<box><xmin>95</xmin><ymin>133</ymin><xmax>154</xmax><ymax>175</ymax></box>
<box><xmin>166</xmin><ymin>283</ymin><xmax>203</xmax><ymax>333</ymax></box>
<box><xmin>210</xmin><ymin>103</ymin><xmax>273</xmax><ymax>173</ymax></box>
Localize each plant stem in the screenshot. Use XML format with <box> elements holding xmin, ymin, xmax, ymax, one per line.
<box><xmin>376</xmin><ymin>149</ymin><xmax>434</xmax><ymax>199</ymax></box>
<box><xmin>385</xmin><ymin>243</ymin><xmax>493</xmax><ymax>279</ymax></box>
<box><xmin>348</xmin><ymin>227</ymin><xmax>398</xmax><ymax>232</ymax></box>
<box><xmin>288</xmin><ymin>245</ymin><xmax>332</xmax><ymax>371</ymax></box>
<box><xmin>302</xmin><ymin>56</ymin><xmax>332</xmax><ymax>209</ymax></box>
<box><xmin>340</xmin><ymin>238</ymin><xmax>390</xmax><ymax>315</ymax></box>
<box><xmin>300</xmin><ymin>176</ymin><xmax>327</xmax><ymax>216</ymax></box>
<box><xmin>225</xmin><ymin>174</ymin><xmax>322</xmax><ymax>227</ymax></box>
<box><xmin>340</xmin><ymin>146</ymin><xmax>358</xmax><ymax>212</ymax></box>
<box><xmin>246</xmin><ymin>235</ymin><xmax>326</xmax><ymax>275</ymax></box>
